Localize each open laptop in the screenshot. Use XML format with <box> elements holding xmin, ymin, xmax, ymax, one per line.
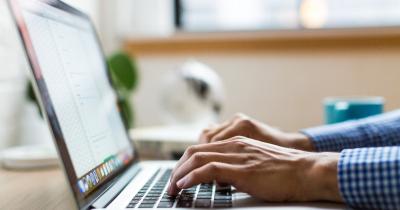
<box><xmin>8</xmin><ymin>0</ymin><xmax>345</xmax><ymax>209</ymax></box>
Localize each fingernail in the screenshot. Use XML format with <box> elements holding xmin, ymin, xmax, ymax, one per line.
<box><xmin>177</xmin><ymin>178</ymin><xmax>186</xmax><ymax>188</ymax></box>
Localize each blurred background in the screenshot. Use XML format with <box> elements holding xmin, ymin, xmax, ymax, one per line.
<box><xmin>1</xmin><ymin>0</ymin><xmax>400</xmax><ymax>155</ymax></box>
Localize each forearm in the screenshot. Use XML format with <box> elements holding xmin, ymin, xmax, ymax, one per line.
<box><xmin>301</xmin><ymin>110</ymin><xmax>400</xmax><ymax>152</ymax></box>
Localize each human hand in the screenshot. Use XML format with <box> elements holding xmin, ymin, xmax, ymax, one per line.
<box><xmin>200</xmin><ymin>113</ymin><xmax>315</xmax><ymax>151</ymax></box>
<box><xmin>168</xmin><ymin>137</ymin><xmax>342</xmax><ymax>203</ymax></box>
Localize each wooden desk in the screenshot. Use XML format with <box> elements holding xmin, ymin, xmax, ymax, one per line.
<box><xmin>0</xmin><ymin>167</ymin><xmax>77</xmax><ymax>210</ymax></box>
<box><xmin>0</xmin><ymin>166</ymin><xmax>346</xmax><ymax>210</ymax></box>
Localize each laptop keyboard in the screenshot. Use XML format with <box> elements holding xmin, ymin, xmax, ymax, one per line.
<box><xmin>126</xmin><ymin>169</ymin><xmax>232</xmax><ymax>208</ymax></box>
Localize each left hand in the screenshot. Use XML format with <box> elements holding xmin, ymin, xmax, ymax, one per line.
<box><xmin>199</xmin><ymin>113</ymin><xmax>315</xmax><ymax>151</ymax></box>
<box><xmin>167</xmin><ymin>136</ymin><xmax>343</xmax><ymax>203</ymax></box>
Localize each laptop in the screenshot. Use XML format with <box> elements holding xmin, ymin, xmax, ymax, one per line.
<box><xmin>8</xmin><ymin>0</ymin><xmax>345</xmax><ymax>209</ymax></box>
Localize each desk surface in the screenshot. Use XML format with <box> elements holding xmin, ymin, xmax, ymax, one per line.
<box><xmin>0</xmin><ymin>166</ymin><xmax>346</xmax><ymax>210</ymax></box>
<box><xmin>0</xmin><ymin>167</ymin><xmax>77</xmax><ymax>210</ymax></box>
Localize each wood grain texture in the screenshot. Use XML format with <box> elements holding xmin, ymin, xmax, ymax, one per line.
<box><xmin>0</xmin><ymin>168</ymin><xmax>77</xmax><ymax>210</ymax></box>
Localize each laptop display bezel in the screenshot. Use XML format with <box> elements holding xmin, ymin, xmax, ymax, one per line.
<box><xmin>7</xmin><ymin>0</ymin><xmax>139</xmax><ymax>209</ymax></box>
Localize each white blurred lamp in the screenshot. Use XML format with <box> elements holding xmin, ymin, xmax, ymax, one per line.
<box><xmin>160</xmin><ymin>60</ymin><xmax>225</xmax><ymax>127</ymax></box>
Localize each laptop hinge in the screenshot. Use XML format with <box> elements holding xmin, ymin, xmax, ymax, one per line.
<box><xmin>91</xmin><ymin>164</ymin><xmax>142</xmax><ymax>209</ymax></box>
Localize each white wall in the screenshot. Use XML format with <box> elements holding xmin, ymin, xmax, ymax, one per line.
<box><xmin>0</xmin><ymin>0</ymin><xmax>28</xmax><ymax>148</ymax></box>
<box><xmin>132</xmin><ymin>48</ymin><xmax>400</xmax><ymax>131</ymax></box>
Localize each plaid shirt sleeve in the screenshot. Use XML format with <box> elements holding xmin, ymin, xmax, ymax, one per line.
<box><xmin>301</xmin><ymin>110</ymin><xmax>400</xmax><ymax>152</ymax></box>
<box><xmin>338</xmin><ymin>147</ymin><xmax>400</xmax><ymax>210</ymax></box>
<box><xmin>301</xmin><ymin>110</ymin><xmax>400</xmax><ymax>210</ymax></box>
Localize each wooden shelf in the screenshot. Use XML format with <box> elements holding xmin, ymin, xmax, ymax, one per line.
<box><xmin>123</xmin><ymin>27</ymin><xmax>400</xmax><ymax>56</ymax></box>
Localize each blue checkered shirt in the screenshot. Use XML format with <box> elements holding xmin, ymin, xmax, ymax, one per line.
<box><xmin>302</xmin><ymin>110</ymin><xmax>400</xmax><ymax>210</ymax></box>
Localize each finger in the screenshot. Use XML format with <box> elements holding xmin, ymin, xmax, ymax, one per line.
<box><xmin>173</xmin><ymin>137</ymin><xmax>257</xmax><ymax>177</ymax></box>
<box><xmin>201</xmin><ymin>113</ymin><xmax>248</xmax><ymax>143</ymax></box>
<box><xmin>176</xmin><ymin>162</ymin><xmax>241</xmax><ymax>190</ymax></box>
<box><xmin>200</xmin><ymin>114</ymin><xmax>247</xmax><ymax>143</ymax></box>
<box><xmin>199</xmin><ymin>120</ymin><xmax>233</xmax><ymax>143</ymax></box>
<box><xmin>171</xmin><ymin>140</ymin><xmax>235</xmax><ymax>179</ymax></box>
<box><xmin>209</xmin><ymin>122</ymin><xmax>241</xmax><ymax>143</ymax></box>
<box><xmin>168</xmin><ymin>152</ymin><xmax>245</xmax><ymax>195</ymax></box>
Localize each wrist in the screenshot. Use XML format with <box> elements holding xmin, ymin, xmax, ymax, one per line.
<box><xmin>285</xmin><ymin>133</ymin><xmax>316</xmax><ymax>152</ymax></box>
<box><xmin>301</xmin><ymin>152</ymin><xmax>343</xmax><ymax>202</ymax></box>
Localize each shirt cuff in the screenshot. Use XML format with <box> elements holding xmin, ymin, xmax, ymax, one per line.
<box><xmin>301</xmin><ymin>120</ymin><xmax>366</xmax><ymax>152</ymax></box>
<box><xmin>338</xmin><ymin>147</ymin><xmax>400</xmax><ymax>210</ymax></box>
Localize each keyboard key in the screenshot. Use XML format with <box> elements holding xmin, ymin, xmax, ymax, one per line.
<box><xmin>179</xmin><ymin>197</ymin><xmax>193</xmax><ymax>202</ymax></box>
<box><xmin>162</xmin><ymin>194</ymin><xmax>176</xmax><ymax>199</ymax></box>
<box><xmin>143</xmin><ymin>197</ymin><xmax>159</xmax><ymax>201</ymax></box>
<box><xmin>194</xmin><ymin>199</ymin><xmax>211</xmax><ymax>208</ymax></box>
<box><xmin>141</xmin><ymin>200</ymin><xmax>157</xmax><ymax>204</ymax></box>
<box><xmin>146</xmin><ymin>194</ymin><xmax>161</xmax><ymax>197</ymax></box>
<box><xmin>215</xmin><ymin>191</ymin><xmax>231</xmax><ymax>196</ymax></box>
<box><xmin>127</xmin><ymin>203</ymin><xmax>136</xmax><ymax>208</ymax></box>
<box><xmin>130</xmin><ymin>200</ymin><xmax>141</xmax><ymax>205</ymax></box>
<box><xmin>132</xmin><ymin>197</ymin><xmax>142</xmax><ymax>201</ymax></box>
<box><xmin>216</xmin><ymin>185</ymin><xmax>231</xmax><ymax>190</ymax></box>
<box><xmin>214</xmin><ymin>198</ymin><xmax>232</xmax><ymax>208</ymax></box>
<box><xmin>214</xmin><ymin>195</ymin><xmax>232</xmax><ymax>200</ymax></box>
<box><xmin>158</xmin><ymin>201</ymin><xmax>174</xmax><ymax>208</ymax></box>
<box><xmin>129</xmin><ymin>200</ymin><xmax>140</xmax><ymax>203</ymax></box>
<box><xmin>197</xmin><ymin>193</ymin><xmax>212</xmax><ymax>197</ymax></box>
<box><xmin>196</xmin><ymin>195</ymin><xmax>212</xmax><ymax>199</ymax></box>
<box><xmin>213</xmin><ymin>203</ymin><xmax>232</xmax><ymax>208</ymax></box>
<box><xmin>139</xmin><ymin>203</ymin><xmax>155</xmax><ymax>208</ymax></box>
<box><xmin>180</xmin><ymin>193</ymin><xmax>194</xmax><ymax>198</ymax></box>
<box><xmin>214</xmin><ymin>199</ymin><xmax>232</xmax><ymax>207</ymax></box>
<box><xmin>176</xmin><ymin>200</ymin><xmax>193</xmax><ymax>208</ymax></box>
<box><xmin>160</xmin><ymin>198</ymin><xmax>175</xmax><ymax>203</ymax></box>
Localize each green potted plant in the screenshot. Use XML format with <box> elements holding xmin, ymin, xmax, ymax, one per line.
<box><xmin>108</xmin><ymin>52</ymin><xmax>139</xmax><ymax>128</ymax></box>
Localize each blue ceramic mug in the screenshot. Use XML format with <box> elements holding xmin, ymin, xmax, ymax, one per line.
<box><xmin>324</xmin><ymin>97</ymin><xmax>384</xmax><ymax>124</ymax></box>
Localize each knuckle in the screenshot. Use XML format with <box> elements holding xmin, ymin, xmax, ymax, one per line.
<box><xmin>192</xmin><ymin>152</ymin><xmax>205</xmax><ymax>163</ymax></box>
<box><xmin>201</xmin><ymin>129</ymin><xmax>210</xmax><ymax>135</ymax></box>
<box><xmin>233</xmin><ymin>138</ymin><xmax>248</xmax><ymax>149</ymax></box>
<box><xmin>185</xmin><ymin>146</ymin><xmax>197</xmax><ymax>156</ymax></box>
<box><xmin>207</xmin><ymin>162</ymin><xmax>219</xmax><ymax>173</ymax></box>
<box><xmin>202</xmin><ymin>133</ymin><xmax>213</xmax><ymax>141</ymax></box>
<box><xmin>242</xmin><ymin>154</ymin><xmax>254</xmax><ymax>162</ymax></box>
<box><xmin>237</xmin><ymin>118</ymin><xmax>253</xmax><ymax>128</ymax></box>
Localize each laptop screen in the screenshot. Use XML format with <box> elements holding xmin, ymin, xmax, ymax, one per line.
<box><xmin>9</xmin><ymin>0</ymin><xmax>135</xmax><ymax>201</ymax></box>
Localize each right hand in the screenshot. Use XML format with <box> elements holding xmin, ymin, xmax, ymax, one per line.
<box><xmin>200</xmin><ymin>113</ymin><xmax>315</xmax><ymax>151</ymax></box>
<box><xmin>168</xmin><ymin>137</ymin><xmax>341</xmax><ymax>202</ymax></box>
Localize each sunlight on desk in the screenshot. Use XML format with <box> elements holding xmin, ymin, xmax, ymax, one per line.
<box><xmin>0</xmin><ymin>168</ymin><xmax>76</xmax><ymax>210</ymax></box>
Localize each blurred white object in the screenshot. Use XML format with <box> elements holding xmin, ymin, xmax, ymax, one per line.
<box><xmin>0</xmin><ymin>0</ymin><xmax>25</xmax><ymax>80</ymax></box>
<box><xmin>130</xmin><ymin>125</ymin><xmax>199</xmax><ymax>159</ymax></box>
<box><xmin>0</xmin><ymin>82</ymin><xmax>25</xmax><ymax>150</ymax></box>
<box><xmin>0</xmin><ymin>98</ymin><xmax>57</xmax><ymax>170</ymax></box>
<box><xmin>0</xmin><ymin>0</ymin><xmax>55</xmax><ymax>168</ymax></box>
<box><xmin>160</xmin><ymin>60</ymin><xmax>225</xmax><ymax>126</ymax></box>
<box><xmin>18</xmin><ymin>102</ymin><xmax>54</xmax><ymax>146</ymax></box>
<box><xmin>116</xmin><ymin>0</ymin><xmax>175</xmax><ymax>37</ymax></box>
<box><xmin>0</xmin><ymin>0</ymin><xmax>28</xmax><ymax>150</ymax></box>
<box><xmin>1</xmin><ymin>144</ymin><xmax>58</xmax><ymax>169</ymax></box>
